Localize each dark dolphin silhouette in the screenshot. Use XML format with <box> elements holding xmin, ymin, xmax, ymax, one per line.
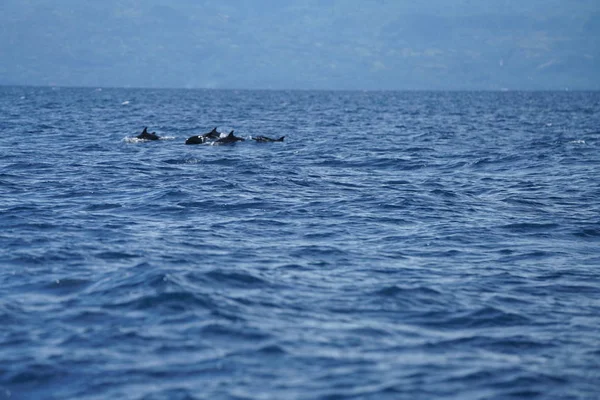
<box><xmin>213</xmin><ymin>130</ymin><xmax>245</xmax><ymax>145</ymax></box>
<box><xmin>185</xmin><ymin>127</ymin><xmax>220</xmax><ymax>145</ymax></box>
<box><xmin>136</xmin><ymin>127</ymin><xmax>160</xmax><ymax>141</ymax></box>
<box><xmin>252</xmin><ymin>135</ymin><xmax>285</xmax><ymax>142</ymax></box>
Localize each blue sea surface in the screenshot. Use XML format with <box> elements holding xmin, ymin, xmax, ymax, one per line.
<box><xmin>0</xmin><ymin>87</ymin><xmax>599</xmax><ymax>399</ymax></box>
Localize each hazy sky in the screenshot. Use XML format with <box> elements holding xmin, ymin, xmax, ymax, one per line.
<box><xmin>1</xmin><ymin>0</ymin><xmax>598</xmax><ymax>89</ymax></box>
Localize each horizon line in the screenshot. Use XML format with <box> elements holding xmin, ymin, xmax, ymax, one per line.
<box><xmin>1</xmin><ymin>83</ymin><xmax>598</xmax><ymax>93</ymax></box>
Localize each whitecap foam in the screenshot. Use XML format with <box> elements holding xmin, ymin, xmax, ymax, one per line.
<box><xmin>123</xmin><ymin>137</ymin><xmax>144</xmax><ymax>143</ymax></box>
<box><xmin>123</xmin><ymin>135</ymin><xmax>175</xmax><ymax>143</ymax></box>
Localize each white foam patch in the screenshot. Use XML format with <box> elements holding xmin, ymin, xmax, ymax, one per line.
<box><xmin>123</xmin><ymin>135</ymin><xmax>176</xmax><ymax>143</ymax></box>
<box><xmin>121</xmin><ymin>101</ymin><xmax>130</xmax><ymax>105</ymax></box>
<box><xmin>123</xmin><ymin>137</ymin><xmax>145</xmax><ymax>143</ymax></box>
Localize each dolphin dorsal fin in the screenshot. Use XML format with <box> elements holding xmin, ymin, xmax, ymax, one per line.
<box><xmin>211</xmin><ymin>127</ymin><xmax>218</xmax><ymax>133</ymax></box>
<box><xmin>142</xmin><ymin>127</ymin><xmax>148</xmax><ymax>134</ymax></box>
<box><xmin>229</xmin><ymin>130</ymin><xmax>234</xmax><ymax>135</ymax></box>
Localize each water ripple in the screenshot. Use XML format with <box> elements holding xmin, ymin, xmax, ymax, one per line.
<box><xmin>1</xmin><ymin>88</ymin><xmax>599</xmax><ymax>399</ymax></box>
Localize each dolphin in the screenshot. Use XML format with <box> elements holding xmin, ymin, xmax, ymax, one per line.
<box><xmin>136</xmin><ymin>127</ymin><xmax>160</xmax><ymax>141</ymax></box>
<box><xmin>213</xmin><ymin>130</ymin><xmax>245</xmax><ymax>145</ymax></box>
<box><xmin>185</xmin><ymin>127</ymin><xmax>220</xmax><ymax>145</ymax></box>
<box><xmin>252</xmin><ymin>135</ymin><xmax>285</xmax><ymax>142</ymax></box>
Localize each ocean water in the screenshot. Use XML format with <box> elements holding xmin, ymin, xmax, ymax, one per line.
<box><xmin>0</xmin><ymin>86</ymin><xmax>599</xmax><ymax>399</ymax></box>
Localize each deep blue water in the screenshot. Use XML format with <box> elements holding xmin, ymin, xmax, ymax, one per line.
<box><xmin>1</xmin><ymin>87</ymin><xmax>599</xmax><ymax>399</ymax></box>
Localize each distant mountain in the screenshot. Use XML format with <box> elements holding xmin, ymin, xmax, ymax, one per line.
<box><xmin>1</xmin><ymin>0</ymin><xmax>598</xmax><ymax>89</ymax></box>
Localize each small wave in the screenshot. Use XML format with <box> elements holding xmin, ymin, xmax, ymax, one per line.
<box><xmin>422</xmin><ymin>306</ymin><xmax>531</xmax><ymax>329</ymax></box>
<box><xmin>430</xmin><ymin>188</ymin><xmax>458</xmax><ymax>198</ymax></box>
<box><xmin>205</xmin><ymin>269</ymin><xmax>268</xmax><ymax>288</ymax></box>
<box><xmin>163</xmin><ymin>158</ymin><xmax>203</xmax><ymax>165</ymax></box>
<box><xmin>347</xmin><ymin>326</ymin><xmax>392</xmax><ymax>337</ymax></box>
<box><xmin>109</xmin><ymin>291</ymin><xmax>213</xmax><ymax>312</ymax></box>
<box><xmin>472</xmin><ymin>154</ymin><xmax>522</xmax><ymax>169</ymax></box>
<box><xmin>382</xmin><ymin>179</ymin><xmax>410</xmax><ymax>185</ymax></box>
<box><xmin>499</xmin><ymin>222</ymin><xmax>559</xmax><ymax>232</ymax></box>
<box><xmin>177</xmin><ymin>200</ymin><xmax>220</xmax><ymax>208</ymax></box>
<box><xmin>502</xmin><ymin>197</ymin><xmax>548</xmax><ymax>208</ymax></box>
<box><xmin>499</xmin><ymin>250</ymin><xmax>566</xmax><ymax>264</ymax></box>
<box><xmin>84</xmin><ymin>202</ymin><xmax>123</xmax><ymax>211</ymax></box>
<box><xmin>531</xmin><ymin>283</ymin><xmax>600</xmax><ymax>295</ymax></box>
<box><xmin>5</xmin><ymin>362</ymin><xmax>67</xmax><ymax>386</ymax></box>
<box><xmin>200</xmin><ymin>322</ymin><xmax>270</xmax><ymax>341</ymax></box>
<box><xmin>573</xmin><ymin>227</ymin><xmax>600</xmax><ymax>237</ymax></box>
<box><xmin>424</xmin><ymin>333</ymin><xmax>554</xmax><ymax>354</ymax></box>
<box><xmin>203</xmin><ymin>158</ymin><xmax>242</xmax><ymax>166</ymax></box>
<box><xmin>370</xmin><ymin>285</ymin><xmax>447</xmax><ymax>310</ymax></box>
<box><xmin>374</xmin><ymin>285</ymin><xmax>442</xmax><ymax>298</ymax></box>
<box><xmin>256</xmin><ymin>344</ymin><xmax>287</xmax><ymax>355</ymax></box>
<box><xmin>406</xmin><ymin>146</ymin><xmax>435</xmax><ymax>152</ymax></box>
<box><xmin>441</xmin><ymin>367</ymin><xmax>568</xmax><ymax>396</ymax></box>
<box><xmin>42</xmin><ymin>278</ymin><xmax>91</xmax><ymax>295</ymax></box>
<box><xmin>290</xmin><ymin>245</ymin><xmax>349</xmax><ymax>260</ymax></box>
<box><xmin>94</xmin><ymin>251</ymin><xmax>140</xmax><ymax>261</ymax></box>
